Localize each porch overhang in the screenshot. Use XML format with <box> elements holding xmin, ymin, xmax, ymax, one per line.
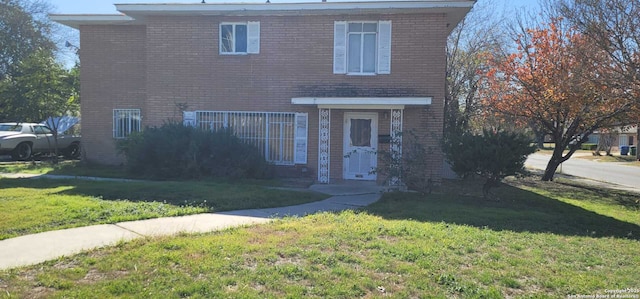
<box><xmin>291</xmin><ymin>97</ymin><xmax>431</xmax><ymax>110</ymax></box>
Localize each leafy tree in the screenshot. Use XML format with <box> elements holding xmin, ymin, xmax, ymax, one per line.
<box><xmin>558</xmin><ymin>0</ymin><xmax>640</xmax><ymax>161</ymax></box>
<box><xmin>0</xmin><ymin>49</ymin><xmax>79</xmax><ymax>160</ymax></box>
<box><xmin>0</xmin><ymin>0</ymin><xmax>55</xmax><ymax>79</ymax></box>
<box><xmin>1</xmin><ymin>49</ymin><xmax>78</xmax><ymax>123</ymax></box>
<box><xmin>444</xmin><ymin>129</ymin><xmax>536</xmax><ymax>199</ymax></box>
<box><xmin>482</xmin><ymin>17</ymin><xmax>633</xmax><ymax>181</ymax></box>
<box><xmin>0</xmin><ymin>0</ymin><xmax>77</xmax><ymax>126</ymax></box>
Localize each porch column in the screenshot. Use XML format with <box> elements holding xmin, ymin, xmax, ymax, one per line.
<box><xmin>389</xmin><ymin>109</ymin><xmax>403</xmax><ymax>186</ymax></box>
<box><xmin>318</xmin><ymin>108</ymin><xmax>331</xmax><ymax>183</ymax></box>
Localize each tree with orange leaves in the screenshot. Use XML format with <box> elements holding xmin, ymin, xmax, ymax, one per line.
<box><xmin>559</xmin><ymin>0</ymin><xmax>640</xmax><ymax>161</ymax></box>
<box><xmin>482</xmin><ymin>17</ymin><xmax>633</xmax><ymax>181</ymax></box>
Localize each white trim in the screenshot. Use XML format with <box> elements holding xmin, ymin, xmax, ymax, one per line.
<box><xmin>318</xmin><ymin>109</ymin><xmax>331</xmax><ymax>183</ymax></box>
<box><xmin>220</xmin><ymin>22</ymin><xmax>249</xmax><ymax>54</ymax></box>
<box><xmin>319</xmin><ymin>104</ymin><xmax>406</xmax><ymax>110</ymax></box>
<box><xmin>247</xmin><ymin>21</ymin><xmax>260</xmax><ymax>54</ymax></box>
<box><xmin>346</xmin><ymin>21</ymin><xmax>378</xmax><ymax>74</ymax></box>
<box><xmin>115</xmin><ymin>2</ymin><xmax>475</xmax><ymax>14</ymax></box>
<box><xmin>333</xmin><ymin>21</ymin><xmax>347</xmax><ymax>74</ymax></box>
<box><xmin>52</xmin><ymin>2</ymin><xmax>473</xmax><ymax>33</ymax></box>
<box><xmin>377</xmin><ymin>21</ymin><xmax>392</xmax><ymax>74</ymax></box>
<box><xmin>292</xmin><ymin>97</ymin><xmax>432</xmax><ymax>107</ymax></box>
<box><xmin>389</xmin><ymin>109</ymin><xmax>403</xmax><ymax>186</ymax></box>
<box><xmin>49</xmin><ymin>15</ymin><xmax>135</xmax><ymax>29</ymax></box>
<box><xmin>294</xmin><ymin>113</ymin><xmax>308</xmax><ymax>164</ymax></box>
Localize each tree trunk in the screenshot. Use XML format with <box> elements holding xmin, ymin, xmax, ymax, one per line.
<box><xmin>542</xmin><ymin>141</ymin><xmax>567</xmax><ymax>181</ymax></box>
<box><xmin>541</xmin><ymin>157</ymin><xmax>562</xmax><ymax>181</ymax></box>
<box><xmin>536</xmin><ymin>132</ymin><xmax>545</xmax><ymax>149</ymax></box>
<box><xmin>637</xmin><ymin>123</ymin><xmax>640</xmax><ymax>161</ymax></box>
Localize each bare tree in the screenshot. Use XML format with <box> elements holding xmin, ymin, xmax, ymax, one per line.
<box><xmin>595</xmin><ymin>129</ymin><xmax>617</xmax><ymax>156</ymax></box>
<box><xmin>444</xmin><ymin>0</ymin><xmax>506</xmax><ymax>136</ymax></box>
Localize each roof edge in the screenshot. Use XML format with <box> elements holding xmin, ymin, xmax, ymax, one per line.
<box><xmin>115</xmin><ymin>1</ymin><xmax>475</xmax><ymax>13</ymax></box>
<box><xmin>51</xmin><ymin>1</ymin><xmax>474</xmax><ymax>30</ymax></box>
<box><xmin>50</xmin><ymin>14</ymin><xmax>135</xmax><ymax>29</ymax></box>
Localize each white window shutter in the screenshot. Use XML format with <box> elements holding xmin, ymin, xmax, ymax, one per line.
<box><xmin>377</xmin><ymin>21</ymin><xmax>392</xmax><ymax>74</ymax></box>
<box><xmin>247</xmin><ymin>21</ymin><xmax>260</xmax><ymax>54</ymax></box>
<box><xmin>333</xmin><ymin>21</ymin><xmax>347</xmax><ymax>74</ymax></box>
<box><xmin>183</xmin><ymin>111</ymin><xmax>196</xmax><ymax>127</ymax></box>
<box><xmin>294</xmin><ymin>113</ymin><xmax>308</xmax><ymax>164</ymax></box>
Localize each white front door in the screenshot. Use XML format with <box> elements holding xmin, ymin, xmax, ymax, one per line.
<box><xmin>343</xmin><ymin>112</ymin><xmax>378</xmax><ymax>180</ymax></box>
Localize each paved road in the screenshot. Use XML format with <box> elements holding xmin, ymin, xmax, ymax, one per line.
<box><xmin>526</xmin><ymin>153</ymin><xmax>640</xmax><ymax>190</ymax></box>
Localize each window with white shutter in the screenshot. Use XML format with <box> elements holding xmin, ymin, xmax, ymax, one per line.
<box><xmin>333</xmin><ymin>21</ymin><xmax>347</xmax><ymax>74</ymax></box>
<box><xmin>334</xmin><ymin>21</ymin><xmax>391</xmax><ymax>75</ymax></box>
<box><xmin>294</xmin><ymin>113</ymin><xmax>308</xmax><ymax>164</ymax></box>
<box><xmin>377</xmin><ymin>21</ymin><xmax>392</xmax><ymax>74</ymax></box>
<box><xmin>220</xmin><ymin>22</ymin><xmax>260</xmax><ymax>54</ymax></box>
<box><xmin>247</xmin><ymin>21</ymin><xmax>260</xmax><ymax>54</ymax></box>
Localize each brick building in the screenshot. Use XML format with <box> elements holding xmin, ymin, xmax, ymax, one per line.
<box><xmin>52</xmin><ymin>0</ymin><xmax>474</xmax><ymax>184</ymax></box>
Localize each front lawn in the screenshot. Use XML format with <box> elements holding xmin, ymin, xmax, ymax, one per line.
<box><xmin>1</xmin><ymin>177</ymin><xmax>638</xmax><ymax>298</ymax></box>
<box><xmin>0</xmin><ymin>178</ymin><xmax>327</xmax><ymax>240</ymax></box>
<box><xmin>0</xmin><ymin>160</ymin><xmax>131</xmax><ymax>179</ymax></box>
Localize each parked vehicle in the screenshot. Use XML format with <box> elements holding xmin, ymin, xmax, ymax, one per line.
<box><xmin>0</xmin><ymin>122</ymin><xmax>81</xmax><ymax>160</ymax></box>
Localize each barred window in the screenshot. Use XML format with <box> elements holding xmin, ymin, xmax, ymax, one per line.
<box><xmin>193</xmin><ymin>111</ymin><xmax>307</xmax><ymax>165</ymax></box>
<box><xmin>113</xmin><ymin>109</ymin><xmax>141</xmax><ymax>138</ymax></box>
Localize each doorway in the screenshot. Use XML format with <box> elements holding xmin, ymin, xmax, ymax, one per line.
<box><xmin>343</xmin><ymin>112</ymin><xmax>378</xmax><ymax>180</ymax></box>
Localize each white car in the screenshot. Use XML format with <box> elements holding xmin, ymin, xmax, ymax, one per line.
<box><xmin>0</xmin><ymin>123</ymin><xmax>81</xmax><ymax>161</ymax></box>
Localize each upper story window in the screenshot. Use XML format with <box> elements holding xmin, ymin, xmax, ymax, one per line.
<box><xmin>334</xmin><ymin>21</ymin><xmax>392</xmax><ymax>75</ymax></box>
<box><xmin>220</xmin><ymin>22</ymin><xmax>260</xmax><ymax>55</ymax></box>
<box><xmin>347</xmin><ymin>22</ymin><xmax>377</xmax><ymax>73</ymax></box>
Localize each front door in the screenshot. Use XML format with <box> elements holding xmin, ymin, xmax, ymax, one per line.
<box><xmin>343</xmin><ymin>112</ymin><xmax>378</xmax><ymax>180</ymax></box>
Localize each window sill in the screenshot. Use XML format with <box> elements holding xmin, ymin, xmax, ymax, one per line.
<box><xmin>346</xmin><ymin>72</ymin><xmax>378</xmax><ymax>76</ymax></box>
<box><xmin>219</xmin><ymin>52</ymin><xmax>250</xmax><ymax>55</ymax></box>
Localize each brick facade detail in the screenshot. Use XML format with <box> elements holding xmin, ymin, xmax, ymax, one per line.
<box><xmin>77</xmin><ymin>12</ymin><xmax>448</xmax><ymax>183</ymax></box>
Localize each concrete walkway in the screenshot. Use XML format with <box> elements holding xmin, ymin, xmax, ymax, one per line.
<box><xmin>0</xmin><ymin>177</ymin><xmax>383</xmax><ymax>270</ymax></box>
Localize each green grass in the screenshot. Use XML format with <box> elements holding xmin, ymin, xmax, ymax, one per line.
<box><xmin>1</xmin><ymin>177</ymin><xmax>638</xmax><ymax>298</ymax></box>
<box><xmin>0</xmin><ymin>178</ymin><xmax>327</xmax><ymax>240</ymax></box>
<box><xmin>0</xmin><ymin>160</ymin><xmax>131</xmax><ymax>179</ymax></box>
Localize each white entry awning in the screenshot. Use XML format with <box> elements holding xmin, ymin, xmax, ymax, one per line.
<box><xmin>291</xmin><ymin>97</ymin><xmax>431</xmax><ymax>110</ymax></box>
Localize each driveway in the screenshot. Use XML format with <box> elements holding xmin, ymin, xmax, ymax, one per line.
<box><xmin>526</xmin><ymin>153</ymin><xmax>640</xmax><ymax>190</ymax></box>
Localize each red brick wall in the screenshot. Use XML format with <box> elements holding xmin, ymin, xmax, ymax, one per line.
<box><xmin>79</xmin><ymin>25</ymin><xmax>147</xmax><ymax>164</ymax></box>
<box><xmin>79</xmin><ymin>13</ymin><xmax>447</xmax><ymax>181</ymax></box>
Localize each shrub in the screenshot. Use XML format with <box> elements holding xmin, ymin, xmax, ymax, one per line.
<box><xmin>581</xmin><ymin>143</ymin><xmax>597</xmax><ymax>151</ymax></box>
<box><xmin>375</xmin><ymin>130</ymin><xmax>436</xmax><ymax>193</ymax></box>
<box><xmin>443</xmin><ymin>129</ymin><xmax>536</xmax><ymax>198</ymax></box>
<box><xmin>116</xmin><ymin>122</ymin><xmax>271</xmax><ymax>180</ymax></box>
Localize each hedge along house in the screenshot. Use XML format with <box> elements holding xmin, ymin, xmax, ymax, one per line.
<box><xmin>51</xmin><ymin>0</ymin><xmax>474</xmax><ymax>184</ymax></box>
